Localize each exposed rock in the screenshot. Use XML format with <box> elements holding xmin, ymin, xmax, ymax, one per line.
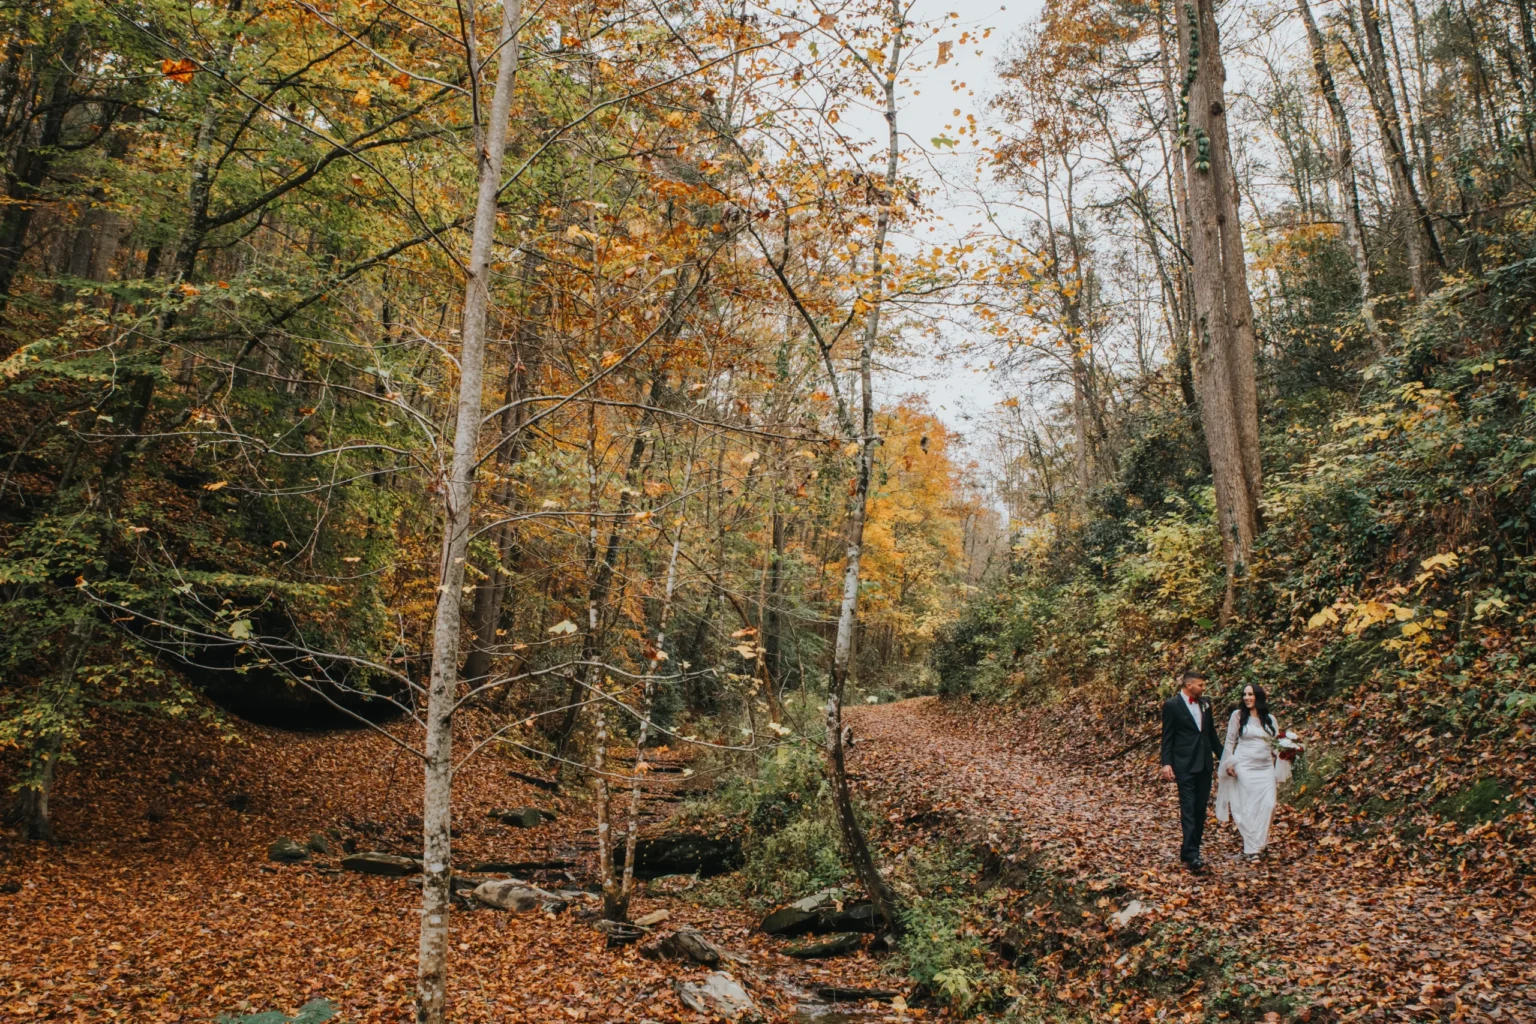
<box><xmin>306</xmin><ymin>833</ymin><xmax>331</xmax><ymax>855</ymax></box>
<box><xmin>616</xmin><ymin>834</ymin><xmax>741</xmax><ymax>879</ymax></box>
<box><xmin>471</xmin><ymin>879</ymin><xmax>566</xmax><ymax>912</ymax></box>
<box><xmin>268</xmin><ymin>838</ymin><xmax>309</xmax><ymax>863</ymax></box>
<box><xmin>647</xmin><ymin>874</ymin><xmax>697</xmax><ymax>895</ymax></box>
<box><xmin>487</xmin><ymin>807</ymin><xmax>544</xmax><ymax>828</ymax></box>
<box><xmin>1110</xmin><ymin>899</ymin><xmax>1147</xmax><ymax>930</ymax></box>
<box><xmin>819</xmin><ymin>901</ymin><xmax>878</xmax><ymax>933</ymax></box>
<box><xmin>659</xmin><ymin>928</ymin><xmax>723</xmax><ymax>966</ymax></box>
<box><xmin>340</xmin><ymin>852</ymin><xmax>420</xmax><ymax>876</ymax></box>
<box><xmin>633</xmin><ymin>909</ymin><xmax>670</xmax><ymax>927</ymax></box>
<box><xmin>674</xmin><ymin>972</ymin><xmax>757</xmax><ymax>1020</ymax></box>
<box><xmin>759</xmin><ymin>889</ymin><xmax>878</xmax><ymax>935</ymax></box>
<box><xmin>783</xmin><ymin>932</ymin><xmax>863</xmax><ymax>959</ymax></box>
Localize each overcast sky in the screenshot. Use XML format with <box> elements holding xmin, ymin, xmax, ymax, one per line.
<box><xmin>854</xmin><ymin>0</ymin><xmax>1043</xmax><ymax>444</ymax></box>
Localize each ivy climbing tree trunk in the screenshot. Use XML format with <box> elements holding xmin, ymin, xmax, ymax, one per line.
<box><xmin>415</xmin><ymin>1</ymin><xmax>521</xmax><ymax>1021</ymax></box>
<box><xmin>1176</xmin><ymin>0</ymin><xmax>1263</xmax><ymax>620</ymax></box>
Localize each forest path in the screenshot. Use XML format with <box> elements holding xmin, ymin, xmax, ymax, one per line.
<box><xmin>848</xmin><ymin>697</ymin><xmax>1533</xmax><ymax>1023</ymax></box>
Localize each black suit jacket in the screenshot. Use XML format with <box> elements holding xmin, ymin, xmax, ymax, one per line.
<box><xmin>1161</xmin><ymin>693</ymin><xmax>1219</xmax><ymax>779</ymax></box>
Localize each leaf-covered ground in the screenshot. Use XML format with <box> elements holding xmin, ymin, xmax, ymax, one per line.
<box><xmin>0</xmin><ymin>714</ymin><xmax>892</xmax><ymax>1023</ymax></box>
<box><xmin>8</xmin><ymin>697</ymin><xmax>1529</xmax><ymax>1023</ymax></box>
<box><xmin>849</xmin><ymin>697</ymin><xmax>1534</xmax><ymax>1023</ymax></box>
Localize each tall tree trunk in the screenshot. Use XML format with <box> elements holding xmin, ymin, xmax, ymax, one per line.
<box><xmin>0</xmin><ymin>26</ymin><xmax>82</xmax><ymax>305</ymax></box>
<box><xmin>1177</xmin><ymin>0</ymin><xmax>1264</xmax><ymax>620</ymax></box>
<box><xmin>462</xmin><ymin>250</ymin><xmax>545</xmax><ymax>689</ymax></box>
<box><xmin>11</xmin><ymin>610</ymin><xmax>93</xmax><ymax>841</ymax></box>
<box><xmin>1353</xmin><ymin>0</ymin><xmax>1443</xmax><ymax>296</ymax></box>
<box><xmin>1155</xmin><ymin>1</ymin><xmax>1200</xmax><ymax>412</ymax></box>
<box><xmin>824</xmin><ymin>2</ymin><xmax>904</xmax><ymax>937</ymax></box>
<box><xmin>1297</xmin><ymin>0</ymin><xmax>1381</xmax><ymax>345</ymax></box>
<box><xmin>415</xmin><ymin>2</ymin><xmax>521</xmax><ymax>1021</ymax></box>
<box><xmin>764</xmin><ymin>508</ymin><xmax>785</xmax><ymax>690</ymax></box>
<box><xmin>610</xmin><ymin>449</ymin><xmax>696</xmax><ymax>921</ymax></box>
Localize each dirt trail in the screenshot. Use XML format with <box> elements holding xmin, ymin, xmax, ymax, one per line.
<box><xmin>850</xmin><ymin>697</ymin><xmax>1534</xmax><ymax>1022</ymax></box>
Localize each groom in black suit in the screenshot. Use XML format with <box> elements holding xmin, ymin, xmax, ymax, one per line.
<box><xmin>1160</xmin><ymin>666</ymin><xmax>1219</xmax><ymax>873</ymax></box>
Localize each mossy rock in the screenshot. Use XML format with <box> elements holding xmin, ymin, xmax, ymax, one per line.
<box><xmin>268</xmin><ymin>838</ymin><xmax>309</xmax><ymax>863</ymax></box>
<box><xmin>784</xmin><ymin>932</ymin><xmax>862</xmax><ymax>959</ymax></box>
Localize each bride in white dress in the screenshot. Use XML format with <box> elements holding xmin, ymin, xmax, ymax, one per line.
<box><xmin>1215</xmin><ymin>684</ymin><xmax>1286</xmax><ymax>861</ymax></box>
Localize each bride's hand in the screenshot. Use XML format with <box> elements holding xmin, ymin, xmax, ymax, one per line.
<box><xmin>1225</xmin><ymin>765</ymin><xmax>1237</xmax><ymax>777</ymax></box>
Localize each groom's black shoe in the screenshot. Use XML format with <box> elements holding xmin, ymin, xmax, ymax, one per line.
<box><xmin>1186</xmin><ymin>856</ymin><xmax>1207</xmax><ymax>874</ymax></box>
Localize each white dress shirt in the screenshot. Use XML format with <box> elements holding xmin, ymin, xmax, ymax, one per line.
<box><xmin>1185</xmin><ymin>695</ymin><xmax>1203</xmax><ymax>732</ymax></box>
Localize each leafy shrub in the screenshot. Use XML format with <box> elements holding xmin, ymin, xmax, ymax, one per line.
<box><xmin>694</xmin><ymin>740</ymin><xmax>849</xmax><ymax>905</ymax></box>
<box><xmin>740</xmin><ymin>815</ymin><xmax>846</xmax><ymax>904</ymax></box>
<box><xmin>896</xmin><ymin>845</ymin><xmax>988</xmax><ymax>992</ymax></box>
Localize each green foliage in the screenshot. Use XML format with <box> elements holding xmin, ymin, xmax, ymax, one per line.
<box><xmin>700</xmin><ymin>740</ymin><xmax>849</xmax><ymax>905</ymax></box>
<box><xmin>1433</xmin><ymin>777</ymin><xmax>1514</xmax><ymax>825</ymax></box>
<box><xmin>895</xmin><ymin>845</ymin><xmax>988</xmax><ymax>993</ymax></box>
<box><xmin>216</xmin><ymin>999</ymin><xmax>337</xmax><ymax>1024</ymax></box>
<box><xmin>740</xmin><ymin>815</ymin><xmax>846</xmax><ymax>905</ymax></box>
<box><xmin>933</xmin><ymin>224</ymin><xmax>1536</xmax><ymax>877</ymax></box>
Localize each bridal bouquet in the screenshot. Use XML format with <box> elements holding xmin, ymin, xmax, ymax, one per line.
<box><xmin>1269</xmin><ymin>730</ymin><xmax>1303</xmax><ymax>762</ymax></box>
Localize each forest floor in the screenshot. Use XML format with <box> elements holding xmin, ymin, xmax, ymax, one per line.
<box><xmin>0</xmin><ymin>711</ymin><xmax>893</xmax><ymax>1024</ymax></box>
<box><xmin>4</xmin><ymin>697</ymin><xmax>1532</xmax><ymax>1024</ymax></box>
<box><xmin>847</xmin><ymin>697</ymin><xmax>1536</xmax><ymax>1024</ymax></box>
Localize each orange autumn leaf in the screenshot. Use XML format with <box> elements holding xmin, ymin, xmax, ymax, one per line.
<box><xmin>161</xmin><ymin>58</ymin><xmax>196</xmax><ymax>84</ymax></box>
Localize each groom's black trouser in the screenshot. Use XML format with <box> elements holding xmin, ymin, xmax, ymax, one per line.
<box><xmin>1176</xmin><ymin>769</ymin><xmax>1212</xmax><ymax>863</ymax></box>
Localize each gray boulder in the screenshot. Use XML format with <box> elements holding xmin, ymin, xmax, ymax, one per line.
<box><xmin>640</xmin><ymin>927</ymin><xmax>724</xmax><ymax>966</ymax></box>
<box><xmin>306</xmin><ymin>833</ymin><xmax>331</xmax><ymax>855</ymax></box>
<box><xmin>660</xmin><ymin>928</ymin><xmax>723</xmax><ymax>966</ymax></box>
<box><xmin>487</xmin><ymin>807</ymin><xmax>544</xmax><ymax>828</ymax></box>
<box><xmin>674</xmin><ymin>972</ymin><xmax>758</xmax><ymax>1020</ymax></box>
<box><xmin>341</xmin><ymin>852</ymin><xmax>420</xmax><ymax>876</ymax></box>
<box><xmin>760</xmin><ymin>889</ymin><xmax>842</xmax><ymax>936</ymax></box>
<box><xmin>471</xmin><ymin>879</ymin><xmax>566</xmax><ymax>912</ymax></box>
<box><xmin>268</xmin><ymin>838</ymin><xmax>309</xmax><ymax>863</ymax></box>
<box><xmin>820</xmin><ymin>901</ymin><xmax>879</xmax><ymax>932</ymax></box>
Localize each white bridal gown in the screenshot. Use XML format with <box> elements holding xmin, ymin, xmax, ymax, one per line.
<box><xmin>1215</xmin><ymin>710</ymin><xmax>1283</xmax><ymax>855</ymax></box>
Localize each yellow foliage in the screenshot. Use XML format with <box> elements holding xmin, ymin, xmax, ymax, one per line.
<box><xmin>857</xmin><ymin>400</ymin><xmax>979</xmax><ymax>653</ymax></box>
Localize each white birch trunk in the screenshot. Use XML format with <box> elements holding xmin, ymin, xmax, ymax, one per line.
<box><xmin>415</xmin><ymin>2</ymin><xmax>521</xmax><ymax>1021</ymax></box>
<box><xmin>822</xmin><ymin>1</ymin><xmax>904</xmax><ymax>934</ymax></box>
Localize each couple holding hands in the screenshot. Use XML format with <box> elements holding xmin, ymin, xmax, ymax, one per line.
<box><xmin>1160</xmin><ymin>666</ymin><xmax>1297</xmax><ymax>873</ymax></box>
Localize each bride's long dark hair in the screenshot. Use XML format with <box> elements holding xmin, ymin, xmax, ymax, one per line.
<box><xmin>1239</xmin><ymin>684</ymin><xmax>1277</xmax><ymax>736</ymax></box>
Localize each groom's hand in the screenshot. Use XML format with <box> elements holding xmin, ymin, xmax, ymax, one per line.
<box><xmin>1160</xmin><ymin>765</ymin><xmax>1175</xmax><ymax>782</ymax></box>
